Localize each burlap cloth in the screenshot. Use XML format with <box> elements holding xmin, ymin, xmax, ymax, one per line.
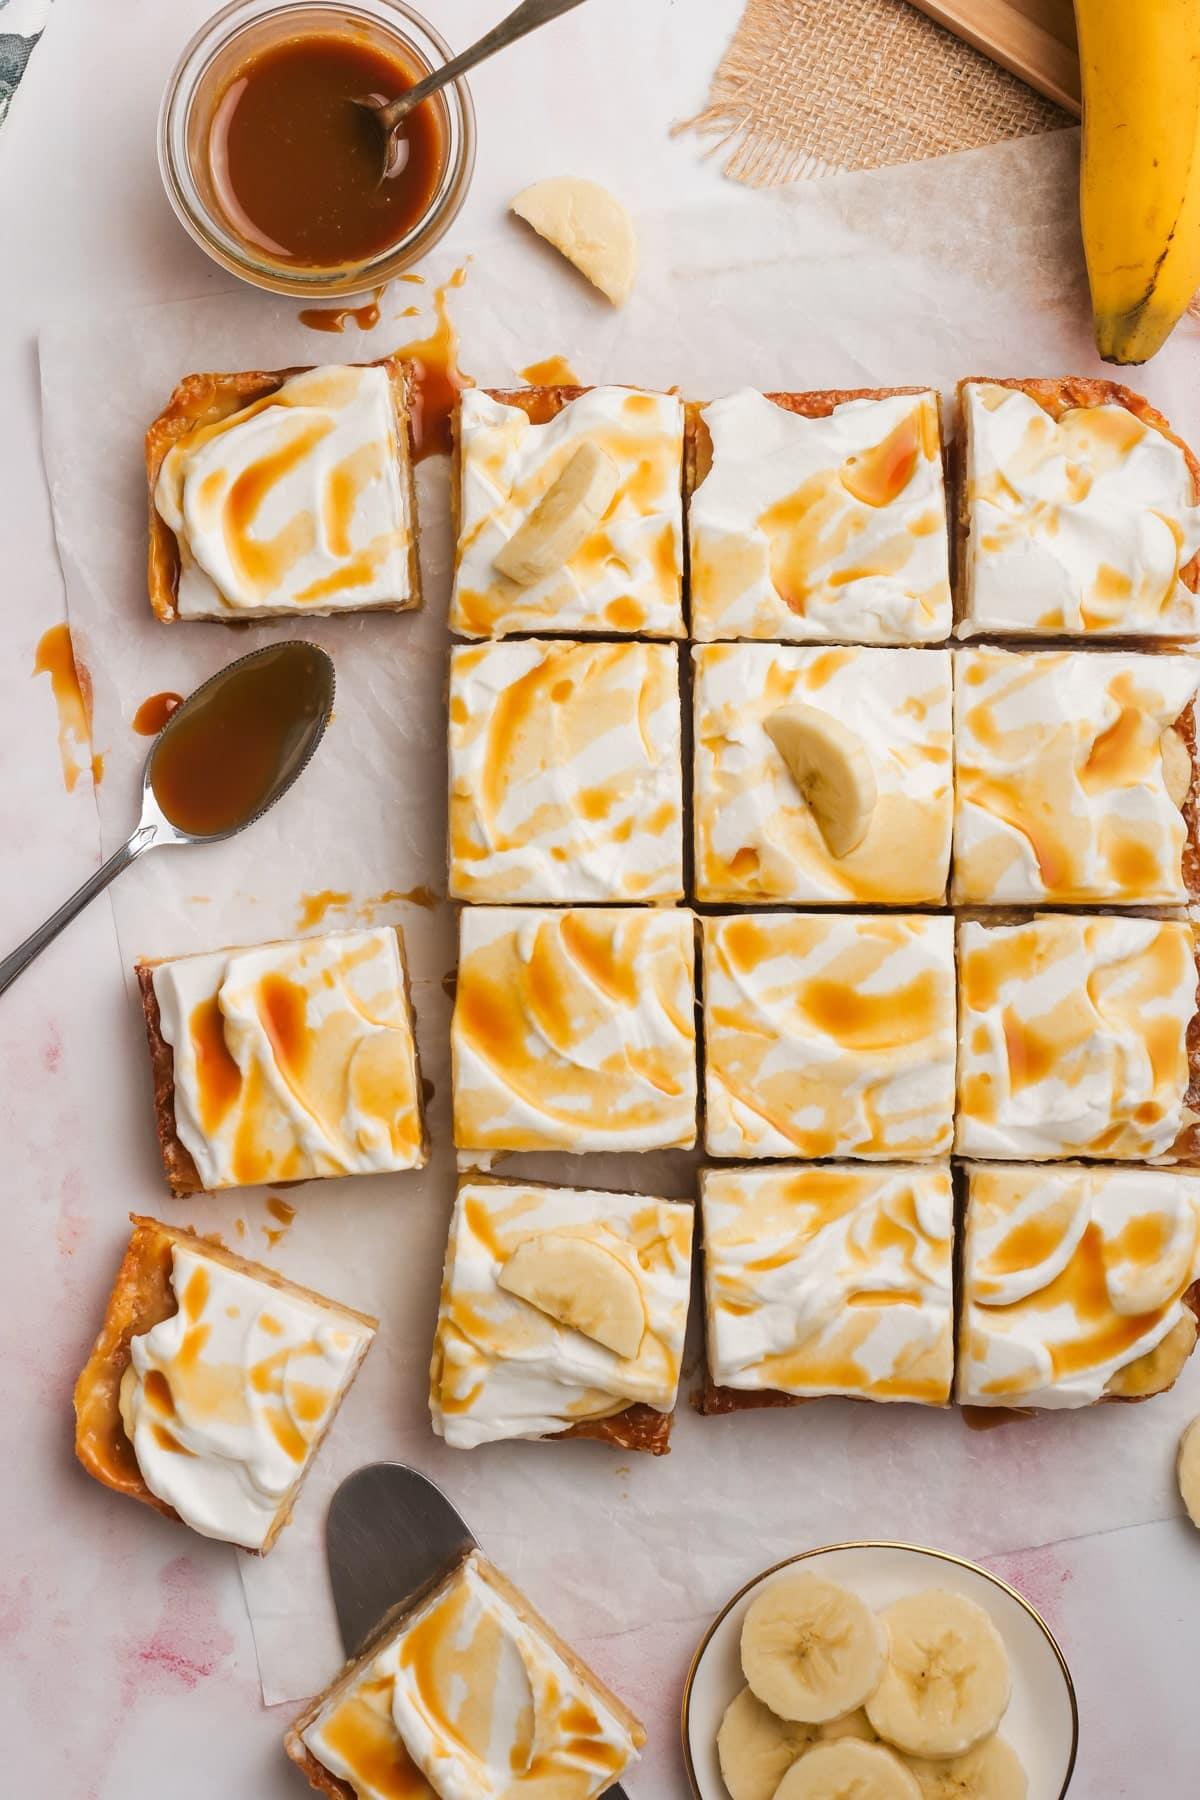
<box><xmin>680</xmin><ymin>0</ymin><xmax>1074</xmax><ymax>184</ymax></box>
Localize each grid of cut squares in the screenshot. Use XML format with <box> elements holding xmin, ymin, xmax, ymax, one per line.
<box><xmin>956</xmin><ymin>1162</ymin><xmax>1200</xmax><ymax>1410</ymax></box>
<box><xmin>451</xmin><ymin>905</ymin><xmax>697</xmax><ymax>1155</ymax></box>
<box><xmin>692</xmin><ymin>642</ymin><xmax>953</xmax><ymax>905</ymax></box>
<box><xmin>447</xmin><ymin>638</ymin><xmax>684</xmax><ymax>904</ymax></box>
<box><xmin>699</xmin><ymin>1163</ymin><xmax>956</xmax><ymax>1410</ymax></box>
<box><xmin>429</xmin><ymin>1177</ymin><xmax>695</xmax><ymax>1452</ymax></box>
<box><xmin>700</xmin><ymin>912</ymin><xmax>958</xmax><ymax>1162</ymax></box>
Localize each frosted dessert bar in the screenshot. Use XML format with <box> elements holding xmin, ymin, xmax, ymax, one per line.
<box><xmin>957</xmin><ymin>1163</ymin><xmax>1200</xmax><ymax>1408</ymax></box>
<box><xmin>74</xmin><ymin>1217</ymin><xmax>375</xmax><ymax>1552</ymax></box>
<box><xmin>701</xmin><ymin>912</ymin><xmax>957</xmax><ymax>1160</ymax></box>
<box><xmin>450</xmin><ymin>385</ymin><xmax>685</xmax><ymax>639</ymax></box>
<box><xmin>448</xmin><ymin>638</ymin><xmax>685</xmax><ymax>903</ymax></box>
<box><xmin>688</xmin><ymin>387</ymin><xmax>951</xmax><ymax>644</ymax></box>
<box><xmin>693</xmin><ymin>642</ymin><xmax>953</xmax><ymax>905</ymax></box>
<box><xmin>955</xmin><ymin>377</ymin><xmax>1200</xmax><ymax>640</ymax></box>
<box><xmin>138</xmin><ymin>927</ymin><xmax>427</xmax><ymax>1196</ymax></box>
<box><xmin>700</xmin><ymin>1163</ymin><xmax>955</xmax><ymax>1411</ymax></box>
<box><xmin>430</xmin><ymin>1178</ymin><xmax>694</xmax><ymax>1453</ymax></box>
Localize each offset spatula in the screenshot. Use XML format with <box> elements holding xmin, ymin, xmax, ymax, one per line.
<box><xmin>327</xmin><ymin>1463</ymin><xmax>632</xmax><ymax>1798</ymax></box>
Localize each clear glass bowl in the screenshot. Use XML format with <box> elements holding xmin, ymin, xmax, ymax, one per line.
<box><xmin>158</xmin><ymin>0</ymin><xmax>476</xmax><ymax>297</ymax></box>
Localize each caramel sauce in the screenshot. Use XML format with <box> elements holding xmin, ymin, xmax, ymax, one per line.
<box><xmin>300</xmin><ymin>285</ymin><xmax>386</xmax><ymax>335</ymax></box>
<box><xmin>190</xmin><ymin>995</ymin><xmax>243</xmax><ymax>1134</ymax></box>
<box><xmin>519</xmin><ymin>355</ymin><xmax>580</xmax><ymax>386</ymax></box>
<box><xmin>297</xmin><ymin>887</ymin><xmax>353</xmax><ymax>929</ymax></box>
<box><xmin>150</xmin><ymin>641</ymin><xmax>330</xmax><ymax>838</ymax></box>
<box><xmin>207</xmin><ymin>36</ymin><xmax>446</xmax><ymax>267</ymax></box>
<box><xmin>33</xmin><ymin>622</ymin><xmax>102</xmax><ymax>789</ymax></box>
<box><xmin>319</xmin><ymin>1691</ymin><xmax>430</xmax><ymax>1798</ymax></box>
<box><xmin>962</xmin><ymin>1405</ymin><xmax>1030</xmax><ymax>1431</ymax></box>
<box><xmin>132</xmin><ymin>690</ymin><xmax>183</xmax><ymax>736</ymax></box>
<box><xmin>396</xmin><ymin>268</ymin><xmax>473</xmax><ymax>460</ymax></box>
<box><xmin>840</xmin><ymin>410</ymin><xmax>924</xmax><ymax>507</ymax></box>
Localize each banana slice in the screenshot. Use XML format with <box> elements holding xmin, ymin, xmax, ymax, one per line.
<box><xmin>905</xmin><ymin>1735</ymin><xmax>1028</xmax><ymax>1799</ymax></box>
<box><xmin>774</xmin><ymin>1740</ymin><xmax>922</xmax><ymax>1799</ymax></box>
<box><xmin>820</xmin><ymin>1707</ymin><xmax>878</xmax><ymax>1743</ymax></box>
<box><xmin>865</xmin><ymin>1591</ymin><xmax>1010</xmax><ymax>1759</ymax></box>
<box><xmin>493</xmin><ymin>441</ymin><xmax>620</xmax><ymax>586</ymax></box>
<box><xmin>1100</xmin><ymin>1195</ymin><xmax>1198</xmax><ymax>1317</ymax></box>
<box><xmin>740</xmin><ymin>1574</ymin><xmax>885</xmax><ymax>1724</ymax></box>
<box><xmin>1177</xmin><ymin>1416</ymin><xmax>1200</xmax><ymax>1526</ymax></box>
<box><xmin>1161</xmin><ymin>726</ymin><xmax>1193</xmax><ymax>808</ymax></box>
<box><xmin>497</xmin><ymin>1231</ymin><xmax>645</xmax><ymax>1358</ymax></box>
<box><xmin>1106</xmin><ymin>1313</ymin><xmax>1198</xmax><ymax>1398</ymax></box>
<box><xmin>764</xmin><ymin>704</ymin><xmax>877</xmax><ymax>858</ymax></box>
<box><xmin>510</xmin><ymin>176</ymin><xmax>637</xmax><ymax>306</ymax></box>
<box><xmin>716</xmin><ymin>1686</ymin><xmax>816</xmax><ymax>1800</ymax></box>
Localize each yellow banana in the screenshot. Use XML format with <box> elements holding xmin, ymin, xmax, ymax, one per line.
<box><xmin>1077</xmin><ymin>0</ymin><xmax>1200</xmax><ymax>364</ymax></box>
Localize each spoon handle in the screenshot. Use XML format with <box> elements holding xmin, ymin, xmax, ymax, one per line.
<box><xmin>0</xmin><ymin>825</ymin><xmax>156</xmax><ymax>998</ymax></box>
<box><xmin>383</xmin><ymin>0</ymin><xmax>595</xmax><ymax>126</ymax></box>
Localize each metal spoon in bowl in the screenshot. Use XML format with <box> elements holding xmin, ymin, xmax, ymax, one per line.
<box><xmin>0</xmin><ymin>640</ymin><xmax>334</xmax><ymax>998</ymax></box>
<box><xmin>353</xmin><ymin>0</ymin><xmax>594</xmax><ymax>181</ymax></box>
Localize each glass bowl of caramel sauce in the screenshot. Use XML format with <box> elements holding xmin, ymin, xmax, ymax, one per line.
<box><xmin>159</xmin><ymin>0</ymin><xmax>476</xmax><ymax>295</ymax></box>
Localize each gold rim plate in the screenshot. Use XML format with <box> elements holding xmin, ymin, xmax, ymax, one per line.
<box><xmin>680</xmin><ymin>1540</ymin><xmax>1079</xmax><ymax>1798</ymax></box>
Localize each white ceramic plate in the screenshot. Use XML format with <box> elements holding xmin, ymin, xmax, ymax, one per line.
<box><xmin>682</xmin><ymin>1541</ymin><xmax>1078</xmax><ymax>1798</ymax></box>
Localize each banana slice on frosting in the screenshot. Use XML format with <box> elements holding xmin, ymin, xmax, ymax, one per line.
<box><xmin>510</xmin><ymin>176</ymin><xmax>637</xmax><ymax>306</ymax></box>
<box><xmin>765</xmin><ymin>703</ymin><xmax>877</xmax><ymax>858</ymax></box>
<box><xmin>866</xmin><ymin>1591</ymin><xmax>1010</xmax><ymax>1759</ymax></box>
<box><xmin>741</xmin><ymin>1574</ymin><xmax>885</xmax><ymax>1724</ymax></box>
<box><xmin>497</xmin><ymin>1230</ymin><xmax>645</xmax><ymax>1359</ymax></box>
<box><xmin>774</xmin><ymin>1740</ymin><xmax>921</xmax><ymax>1799</ymax></box>
<box><xmin>493</xmin><ymin>441</ymin><xmax>620</xmax><ymax>585</ymax></box>
<box><xmin>905</xmin><ymin>1734</ymin><xmax>1028</xmax><ymax>1800</ymax></box>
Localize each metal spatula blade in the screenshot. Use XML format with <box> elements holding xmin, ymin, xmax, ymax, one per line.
<box><xmin>325</xmin><ymin>1461</ymin><xmax>631</xmax><ymax>1797</ymax></box>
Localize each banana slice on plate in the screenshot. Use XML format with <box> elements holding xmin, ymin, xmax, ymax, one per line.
<box><xmin>740</xmin><ymin>1574</ymin><xmax>885</xmax><ymax>1724</ymax></box>
<box><xmin>1178</xmin><ymin>1415</ymin><xmax>1200</xmax><ymax>1526</ymax></box>
<box><xmin>819</xmin><ymin>1707</ymin><xmax>877</xmax><ymax>1743</ymax></box>
<box><xmin>716</xmin><ymin>1687</ymin><xmax>817</xmax><ymax>1800</ymax></box>
<box><xmin>510</xmin><ymin>176</ymin><xmax>637</xmax><ymax>306</ymax></box>
<box><xmin>497</xmin><ymin>1230</ymin><xmax>645</xmax><ymax>1358</ymax></box>
<box><xmin>764</xmin><ymin>703</ymin><xmax>877</xmax><ymax>858</ymax></box>
<box><xmin>905</xmin><ymin>1734</ymin><xmax>1028</xmax><ymax>1799</ymax></box>
<box><xmin>493</xmin><ymin>441</ymin><xmax>620</xmax><ymax>586</ymax></box>
<box><xmin>774</xmin><ymin>1739</ymin><xmax>921</xmax><ymax>1799</ymax></box>
<box><xmin>866</xmin><ymin>1591</ymin><xmax>1010</xmax><ymax>1759</ymax></box>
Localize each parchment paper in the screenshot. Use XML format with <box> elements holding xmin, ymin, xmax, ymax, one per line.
<box><xmin>38</xmin><ymin>129</ymin><xmax>1200</xmax><ymax>1792</ymax></box>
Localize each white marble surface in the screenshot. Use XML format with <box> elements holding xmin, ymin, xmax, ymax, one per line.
<box><xmin>1</xmin><ymin>2</ymin><xmax>1198</xmax><ymax>1795</ymax></box>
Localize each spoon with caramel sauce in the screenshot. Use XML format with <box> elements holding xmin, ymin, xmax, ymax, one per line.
<box><xmin>354</xmin><ymin>0</ymin><xmax>593</xmax><ymax>180</ymax></box>
<box><xmin>0</xmin><ymin>642</ymin><xmax>333</xmax><ymax>997</ymax></box>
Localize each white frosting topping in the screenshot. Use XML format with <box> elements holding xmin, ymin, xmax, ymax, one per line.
<box><xmin>953</xmin><ymin>648</ymin><xmax>1199</xmax><ymax>904</ymax></box>
<box><xmin>702</xmin><ymin>913</ymin><xmax>957</xmax><ymax>1160</ymax></box>
<box><xmin>959</xmin><ymin>381</ymin><xmax>1200</xmax><ymax>638</ymax></box>
<box><xmin>120</xmin><ymin>1243</ymin><xmax>372</xmax><ymax>1549</ymax></box>
<box><xmin>448</xmin><ymin>639</ymin><xmax>684</xmax><ymax>903</ymax></box>
<box><xmin>956</xmin><ymin>914</ymin><xmax>1197</xmax><ymax>1161</ymax></box>
<box><xmin>155</xmin><ymin>365</ymin><xmax>413</xmax><ymax>619</ymax></box>
<box><xmin>450</xmin><ymin>386</ymin><xmax>685</xmax><ymax>638</ymax></box>
<box><xmin>693</xmin><ymin>643</ymin><xmax>952</xmax><ymax>903</ymax></box>
<box><xmin>958</xmin><ymin>1163</ymin><xmax>1200</xmax><ymax>1408</ymax></box>
<box><xmin>689</xmin><ymin>388</ymin><xmax>951</xmax><ymax>643</ymax></box>
<box><xmin>702</xmin><ymin>1164</ymin><xmax>954</xmax><ymax>1404</ymax></box>
<box><xmin>430</xmin><ymin>1181</ymin><xmax>693</xmax><ymax>1448</ymax></box>
<box><xmin>302</xmin><ymin>1552</ymin><xmax>641</xmax><ymax>1800</ymax></box>
<box><xmin>152</xmin><ymin>928</ymin><xmax>425</xmax><ymax>1191</ymax></box>
<box><xmin>452</xmin><ymin>907</ymin><xmax>697</xmax><ymax>1153</ymax></box>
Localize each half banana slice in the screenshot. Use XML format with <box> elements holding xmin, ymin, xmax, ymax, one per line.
<box><xmin>765</xmin><ymin>703</ymin><xmax>877</xmax><ymax>858</ymax></box>
<box><xmin>1178</xmin><ymin>1415</ymin><xmax>1200</xmax><ymax>1527</ymax></box>
<box><xmin>493</xmin><ymin>441</ymin><xmax>620</xmax><ymax>586</ymax></box>
<box><xmin>866</xmin><ymin>1591</ymin><xmax>1010</xmax><ymax>1759</ymax></box>
<box><xmin>510</xmin><ymin>176</ymin><xmax>637</xmax><ymax>306</ymax></box>
<box><xmin>905</xmin><ymin>1734</ymin><xmax>1028</xmax><ymax>1799</ymax></box>
<box><xmin>497</xmin><ymin>1231</ymin><xmax>645</xmax><ymax>1359</ymax></box>
<box><xmin>775</xmin><ymin>1740</ymin><xmax>921</xmax><ymax>1799</ymax></box>
<box><xmin>741</xmin><ymin>1574</ymin><xmax>885</xmax><ymax>1724</ymax></box>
